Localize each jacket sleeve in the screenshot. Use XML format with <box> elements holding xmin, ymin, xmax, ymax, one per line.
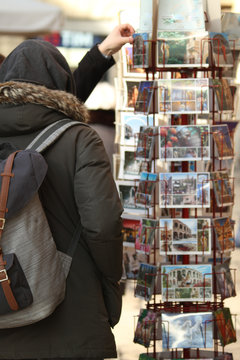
<box><xmin>73</xmin><ymin>125</ymin><xmax>123</xmax><ymax>282</ymax></box>
<box><xmin>73</xmin><ymin>45</ymin><xmax>115</xmax><ymax>103</ymax></box>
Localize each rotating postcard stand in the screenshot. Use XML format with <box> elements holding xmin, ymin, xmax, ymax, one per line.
<box><xmin>136</xmin><ymin>42</ymin><xmax>237</xmax><ymax>360</ymax></box>
<box><xmin>116</xmin><ymin>2</ymin><xmax>237</xmax><ymax>359</ymax></box>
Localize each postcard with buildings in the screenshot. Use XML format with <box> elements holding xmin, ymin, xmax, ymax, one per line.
<box><xmin>211</xmin><ymin>124</ymin><xmax>233</xmax><ymax>160</ymax></box>
<box><xmin>159</xmin><ymin>218</ymin><xmax>211</xmax><ymax>255</ymax></box>
<box><xmin>214</xmin><ymin>258</ymin><xmax>236</xmax><ymax>300</ymax></box>
<box><xmin>157</xmin><ymin>0</ymin><xmax>205</xmax><ymax>31</ymax></box>
<box><xmin>159</xmin><ymin>172</ymin><xmax>210</xmax><ymax>208</ymax></box>
<box><xmin>135</xmin><ymin>81</ymin><xmax>157</xmax><ymax>114</ymax></box>
<box><xmin>135</xmin><ymin>218</ymin><xmax>159</xmax><ymax>254</ymax></box>
<box><xmin>211</xmin><ymin>171</ymin><xmax>233</xmax><ymax>207</ymax></box>
<box><xmin>157</xmin><ymin>31</ymin><xmax>209</xmax><ymax>67</ymax></box>
<box><xmin>135</xmin><ymin>172</ymin><xmax>158</xmax><ymax>208</ymax></box>
<box><xmin>214</xmin><ymin>307</ymin><xmax>236</xmax><ymax>347</ymax></box>
<box><xmin>135</xmin><ymin>263</ymin><xmax>157</xmax><ymax>301</ymax></box>
<box><xmin>135</xmin><ymin>126</ymin><xmax>157</xmax><ymax>161</ymax></box>
<box><xmin>161</xmin><ymin>311</ymin><xmax>213</xmax><ymax>349</ymax></box>
<box><xmin>212</xmin><ymin>217</ymin><xmax>235</xmax><ymax>252</ymax></box>
<box><xmin>159</xmin><ymin>125</ymin><xmax>210</xmax><ymax>161</ymax></box>
<box><xmin>158</xmin><ymin>78</ymin><xmax>209</xmax><ymax>114</ymax></box>
<box><xmin>119</xmin><ymin>112</ymin><xmax>154</xmax><ymax>147</ymax></box>
<box><xmin>134</xmin><ymin>308</ymin><xmax>157</xmax><ymax>347</ymax></box>
<box><xmin>209</xmin><ymin>32</ymin><xmax>233</xmax><ymax>68</ymax></box>
<box><xmin>121</xmin><ymin>44</ymin><xmax>146</xmax><ymax>77</ymax></box>
<box><xmin>122</xmin><ymin>217</ymin><xmax>141</xmax><ymax>247</ymax></box>
<box><xmin>161</xmin><ymin>264</ymin><xmax>212</xmax><ymax>302</ymax></box>
<box><xmin>133</xmin><ymin>33</ymin><xmax>151</xmax><ymax>69</ymax></box>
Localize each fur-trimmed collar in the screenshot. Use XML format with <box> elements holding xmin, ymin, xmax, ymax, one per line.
<box><xmin>0</xmin><ymin>81</ymin><xmax>89</xmax><ymax>123</ymax></box>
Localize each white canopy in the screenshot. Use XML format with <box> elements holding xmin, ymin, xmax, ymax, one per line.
<box><xmin>0</xmin><ymin>0</ymin><xmax>64</xmax><ymax>34</ymax></box>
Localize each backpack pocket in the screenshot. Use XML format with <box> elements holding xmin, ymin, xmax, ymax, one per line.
<box><xmin>0</xmin><ymin>253</ymin><xmax>33</xmax><ymax>315</ymax></box>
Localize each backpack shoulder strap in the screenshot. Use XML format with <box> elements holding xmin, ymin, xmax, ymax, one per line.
<box><xmin>26</xmin><ymin>119</ymin><xmax>86</xmax><ymax>257</ymax></box>
<box><xmin>26</xmin><ymin>118</ymin><xmax>88</xmax><ymax>153</ymax></box>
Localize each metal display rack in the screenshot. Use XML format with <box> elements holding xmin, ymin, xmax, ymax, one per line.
<box><xmin>117</xmin><ymin>30</ymin><xmax>238</xmax><ymax>360</ymax></box>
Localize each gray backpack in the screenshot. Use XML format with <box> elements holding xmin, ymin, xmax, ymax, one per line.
<box><xmin>0</xmin><ymin>119</ymin><xmax>83</xmax><ymax>328</ymax></box>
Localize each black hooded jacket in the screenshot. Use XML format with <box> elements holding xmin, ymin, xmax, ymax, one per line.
<box><xmin>0</xmin><ymin>39</ymin><xmax>122</xmax><ymax>359</ymax></box>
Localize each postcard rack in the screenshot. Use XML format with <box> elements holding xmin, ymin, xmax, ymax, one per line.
<box><xmin>115</xmin><ymin>6</ymin><xmax>238</xmax><ymax>360</ymax></box>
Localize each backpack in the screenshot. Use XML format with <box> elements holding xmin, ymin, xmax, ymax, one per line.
<box><xmin>0</xmin><ymin>118</ymin><xmax>84</xmax><ymax>328</ymax></box>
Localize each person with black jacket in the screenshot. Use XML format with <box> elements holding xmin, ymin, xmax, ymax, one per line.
<box><xmin>0</xmin><ymin>31</ymin><xmax>130</xmax><ymax>360</ymax></box>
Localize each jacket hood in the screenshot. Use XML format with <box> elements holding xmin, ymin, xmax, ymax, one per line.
<box><xmin>0</xmin><ymin>81</ymin><xmax>89</xmax><ymax>124</ymax></box>
<box><xmin>0</xmin><ymin>39</ymin><xmax>76</xmax><ymax>95</ymax></box>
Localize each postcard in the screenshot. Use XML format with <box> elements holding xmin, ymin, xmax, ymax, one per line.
<box><xmin>221</xmin><ymin>12</ymin><xmax>240</xmax><ymax>49</ymax></box>
<box><xmin>122</xmin><ymin>217</ymin><xmax>141</xmax><ymax>247</ymax></box>
<box><xmin>119</xmin><ymin>147</ymin><xmax>153</xmax><ymax>181</ymax></box>
<box><xmin>211</xmin><ymin>171</ymin><xmax>233</xmax><ymax>207</ymax></box>
<box><xmin>134</xmin><ymin>308</ymin><xmax>157</xmax><ymax>347</ymax></box>
<box><xmin>158</xmin><ymin>78</ymin><xmax>209</xmax><ymax>114</ymax></box>
<box><xmin>211</xmin><ymin>124</ymin><xmax>233</xmax><ymax>160</ymax></box>
<box><xmin>135</xmin><ymin>218</ymin><xmax>159</xmax><ymax>254</ymax></box>
<box><xmin>121</xmin><ymin>44</ymin><xmax>146</xmax><ymax>78</ymax></box>
<box><xmin>135</xmin><ymin>126</ymin><xmax>157</xmax><ymax>161</ymax></box>
<box><xmin>123</xmin><ymin>78</ymin><xmax>142</xmax><ymax>110</ymax></box>
<box><xmin>157</xmin><ymin>31</ymin><xmax>209</xmax><ymax>67</ymax></box>
<box><xmin>209</xmin><ymin>32</ymin><xmax>233</xmax><ymax>67</ymax></box>
<box><xmin>204</xmin><ymin>190</ymin><xmax>231</xmax><ymax>218</ymax></box>
<box><xmin>161</xmin><ymin>264</ymin><xmax>212</xmax><ymax>302</ymax></box>
<box><xmin>118</xmin><ymin>146</ymin><xmax>142</xmax><ymax>180</ymax></box>
<box><xmin>133</xmin><ymin>33</ymin><xmax>151</xmax><ymax>68</ymax></box>
<box><xmin>212</xmin><ymin>217</ymin><xmax>235</xmax><ymax>252</ymax></box>
<box><xmin>116</xmin><ymin>180</ymin><xmax>150</xmax><ymax>216</ymax></box>
<box><xmin>157</xmin><ymin>0</ymin><xmax>205</xmax><ymax>31</ymax></box>
<box><xmin>159</xmin><ymin>125</ymin><xmax>210</xmax><ymax>161</ymax></box>
<box><xmin>214</xmin><ymin>258</ymin><xmax>236</xmax><ymax>299</ymax></box>
<box><xmin>119</xmin><ymin>112</ymin><xmax>154</xmax><ymax>147</ymax></box>
<box><xmin>161</xmin><ymin>311</ymin><xmax>213</xmax><ymax>349</ymax></box>
<box><xmin>135</xmin><ymin>81</ymin><xmax>157</xmax><ymax>114</ymax></box>
<box><xmin>214</xmin><ymin>307</ymin><xmax>236</xmax><ymax>346</ymax></box>
<box><xmin>135</xmin><ymin>172</ymin><xmax>158</xmax><ymax>208</ymax></box>
<box><xmin>123</xmin><ymin>246</ymin><xmax>147</xmax><ymax>279</ymax></box>
<box><xmin>159</xmin><ymin>218</ymin><xmax>211</xmax><ymax>255</ymax></box>
<box><xmin>211</xmin><ymin>79</ymin><xmax>233</xmax><ymax>112</ymax></box>
<box><xmin>159</xmin><ymin>172</ymin><xmax>210</xmax><ymax>208</ymax></box>
<box><xmin>135</xmin><ymin>263</ymin><xmax>157</xmax><ymax>301</ymax></box>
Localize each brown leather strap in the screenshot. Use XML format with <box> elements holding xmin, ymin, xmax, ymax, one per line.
<box><xmin>0</xmin><ymin>151</ymin><xmax>18</xmax><ymax>235</ymax></box>
<box><xmin>0</xmin><ymin>252</ymin><xmax>19</xmax><ymax>311</ymax></box>
<box><xmin>0</xmin><ymin>152</ymin><xmax>20</xmax><ymax>311</ymax></box>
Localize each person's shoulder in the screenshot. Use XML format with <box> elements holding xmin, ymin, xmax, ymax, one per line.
<box><xmin>69</xmin><ymin>121</ymin><xmax>103</xmax><ymax>144</ymax></box>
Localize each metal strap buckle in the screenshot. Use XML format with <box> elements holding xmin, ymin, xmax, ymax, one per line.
<box><xmin>0</xmin><ymin>218</ymin><xmax>5</xmax><ymax>230</ymax></box>
<box><xmin>0</xmin><ymin>269</ymin><xmax>8</xmax><ymax>282</ymax></box>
